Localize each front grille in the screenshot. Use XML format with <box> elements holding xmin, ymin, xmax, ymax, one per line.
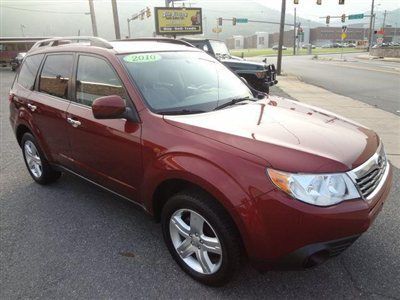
<box><xmin>353</xmin><ymin>146</ymin><xmax>387</xmax><ymax>199</ymax></box>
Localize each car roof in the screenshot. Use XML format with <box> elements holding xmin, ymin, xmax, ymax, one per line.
<box><xmin>181</xmin><ymin>38</ymin><xmax>222</xmax><ymax>42</ymax></box>
<box><xmin>27</xmin><ymin>37</ymin><xmax>200</xmax><ymax>56</ymax></box>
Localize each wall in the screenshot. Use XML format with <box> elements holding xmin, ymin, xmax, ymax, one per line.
<box><xmin>370</xmin><ymin>48</ymin><xmax>400</xmax><ymax>58</ymax></box>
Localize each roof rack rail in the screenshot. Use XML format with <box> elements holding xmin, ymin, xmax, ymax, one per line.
<box><xmin>29</xmin><ymin>36</ymin><xmax>113</xmax><ymax>51</ymax></box>
<box><xmin>120</xmin><ymin>37</ymin><xmax>195</xmax><ymax>48</ymax></box>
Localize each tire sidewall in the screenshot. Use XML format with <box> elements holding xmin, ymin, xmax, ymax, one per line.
<box><xmin>161</xmin><ymin>193</ymin><xmax>236</xmax><ymax>286</ymax></box>
<box><xmin>21</xmin><ymin>133</ymin><xmax>47</xmax><ymax>183</ymax></box>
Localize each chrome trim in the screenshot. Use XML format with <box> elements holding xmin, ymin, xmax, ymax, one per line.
<box><xmin>347</xmin><ymin>142</ymin><xmax>389</xmax><ymax>201</ymax></box>
<box><xmin>366</xmin><ymin>163</ymin><xmax>390</xmax><ymax>200</ymax></box>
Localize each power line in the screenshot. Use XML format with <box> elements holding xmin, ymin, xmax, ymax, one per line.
<box><xmin>1</xmin><ymin>5</ymin><xmax>89</xmax><ymax>15</ymax></box>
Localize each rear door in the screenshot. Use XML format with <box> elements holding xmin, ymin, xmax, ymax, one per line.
<box><xmin>66</xmin><ymin>54</ymin><xmax>142</xmax><ymax>201</ymax></box>
<box><xmin>29</xmin><ymin>53</ymin><xmax>74</xmax><ymax>165</ymax></box>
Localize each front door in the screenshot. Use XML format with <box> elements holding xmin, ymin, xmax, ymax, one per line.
<box><xmin>66</xmin><ymin>54</ymin><xmax>142</xmax><ymax>201</ymax></box>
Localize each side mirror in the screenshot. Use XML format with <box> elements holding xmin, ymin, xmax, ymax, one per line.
<box><xmin>92</xmin><ymin>95</ymin><xmax>127</xmax><ymax>119</ymax></box>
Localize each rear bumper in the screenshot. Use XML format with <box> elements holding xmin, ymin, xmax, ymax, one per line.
<box><xmin>244</xmin><ymin>164</ymin><xmax>393</xmax><ymax>270</ymax></box>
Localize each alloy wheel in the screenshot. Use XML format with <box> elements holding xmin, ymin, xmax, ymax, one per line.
<box><xmin>24</xmin><ymin>140</ymin><xmax>43</xmax><ymax>178</ymax></box>
<box><xmin>169</xmin><ymin>209</ymin><xmax>222</xmax><ymax>274</ymax></box>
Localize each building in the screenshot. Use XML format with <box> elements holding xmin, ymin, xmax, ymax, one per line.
<box><xmin>244</xmin><ymin>32</ymin><xmax>270</xmax><ymax>49</ymax></box>
<box><xmin>225</xmin><ymin>26</ymin><xmax>400</xmax><ymax>50</ymax></box>
<box><xmin>226</xmin><ymin>35</ymin><xmax>244</xmax><ymax>49</ymax></box>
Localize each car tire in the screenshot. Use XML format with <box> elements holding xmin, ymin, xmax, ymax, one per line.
<box><xmin>21</xmin><ymin>132</ymin><xmax>61</xmax><ymax>184</ymax></box>
<box><xmin>161</xmin><ymin>188</ymin><xmax>243</xmax><ymax>286</ymax></box>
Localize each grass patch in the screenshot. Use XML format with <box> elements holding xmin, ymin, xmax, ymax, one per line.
<box><xmin>231</xmin><ymin>47</ymin><xmax>366</xmax><ymax>57</ymax></box>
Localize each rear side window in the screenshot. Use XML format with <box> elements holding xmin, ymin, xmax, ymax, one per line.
<box><xmin>39</xmin><ymin>54</ymin><xmax>73</xmax><ymax>99</ymax></box>
<box><xmin>75</xmin><ymin>55</ymin><xmax>126</xmax><ymax>107</ymax></box>
<box><xmin>17</xmin><ymin>54</ymin><xmax>44</xmax><ymax>90</ymax></box>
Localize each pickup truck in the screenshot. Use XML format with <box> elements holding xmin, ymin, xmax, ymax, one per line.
<box><xmin>181</xmin><ymin>38</ymin><xmax>277</xmax><ymax>94</ymax></box>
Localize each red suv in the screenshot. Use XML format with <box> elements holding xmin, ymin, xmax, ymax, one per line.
<box><xmin>9</xmin><ymin>37</ymin><xmax>393</xmax><ymax>286</ymax></box>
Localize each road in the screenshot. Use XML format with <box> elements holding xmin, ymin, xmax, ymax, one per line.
<box><xmin>251</xmin><ymin>53</ymin><xmax>400</xmax><ymax>115</ymax></box>
<box><xmin>1</xmin><ymin>69</ymin><xmax>400</xmax><ymax>299</ymax></box>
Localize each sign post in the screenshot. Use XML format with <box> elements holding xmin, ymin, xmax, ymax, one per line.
<box><xmin>154</xmin><ymin>7</ymin><xmax>203</xmax><ymax>36</ymax></box>
<box><xmin>341</xmin><ymin>26</ymin><xmax>347</xmax><ymax>59</ymax></box>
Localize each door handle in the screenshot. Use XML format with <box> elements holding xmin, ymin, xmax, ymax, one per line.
<box><xmin>27</xmin><ymin>103</ymin><xmax>37</xmax><ymax>112</ymax></box>
<box><xmin>67</xmin><ymin>117</ymin><xmax>82</xmax><ymax>128</ymax></box>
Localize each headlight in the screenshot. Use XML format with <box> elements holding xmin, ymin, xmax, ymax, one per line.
<box><xmin>267</xmin><ymin>169</ymin><xmax>360</xmax><ymax>206</ymax></box>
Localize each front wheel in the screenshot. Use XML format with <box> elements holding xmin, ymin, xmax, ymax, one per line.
<box><xmin>161</xmin><ymin>189</ymin><xmax>242</xmax><ymax>286</ymax></box>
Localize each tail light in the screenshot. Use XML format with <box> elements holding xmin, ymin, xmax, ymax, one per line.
<box><xmin>255</xmin><ymin>71</ymin><xmax>266</xmax><ymax>79</ymax></box>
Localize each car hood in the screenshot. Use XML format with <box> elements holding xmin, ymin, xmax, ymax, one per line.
<box><xmin>221</xmin><ymin>58</ymin><xmax>266</xmax><ymax>70</ymax></box>
<box><xmin>164</xmin><ymin>96</ymin><xmax>379</xmax><ymax>173</ymax></box>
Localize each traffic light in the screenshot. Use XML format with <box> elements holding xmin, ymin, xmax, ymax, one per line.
<box><xmin>339</xmin><ymin>0</ymin><xmax>345</xmax><ymax>4</ymax></box>
<box><xmin>232</xmin><ymin>17</ymin><xmax>237</xmax><ymax>26</ymax></box>
<box><xmin>341</xmin><ymin>14</ymin><xmax>346</xmax><ymax>22</ymax></box>
<box><xmin>326</xmin><ymin>15</ymin><xmax>330</xmax><ymax>24</ymax></box>
<box><xmin>316</xmin><ymin>0</ymin><xmax>322</xmax><ymax>5</ymax></box>
<box><xmin>146</xmin><ymin>7</ymin><xmax>151</xmax><ymax>18</ymax></box>
<box><xmin>294</xmin><ymin>0</ymin><xmax>299</xmax><ymax>4</ymax></box>
<box><xmin>218</xmin><ymin>17</ymin><xmax>222</xmax><ymax>26</ymax></box>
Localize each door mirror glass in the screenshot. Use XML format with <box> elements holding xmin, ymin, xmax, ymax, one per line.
<box><xmin>92</xmin><ymin>95</ymin><xmax>126</xmax><ymax>119</ymax></box>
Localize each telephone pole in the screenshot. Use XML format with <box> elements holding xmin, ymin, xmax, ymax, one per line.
<box><xmin>111</xmin><ymin>0</ymin><xmax>121</xmax><ymax>40</ymax></box>
<box><xmin>293</xmin><ymin>7</ymin><xmax>296</xmax><ymax>55</ymax></box>
<box><xmin>382</xmin><ymin>10</ymin><xmax>387</xmax><ymax>30</ymax></box>
<box><xmin>277</xmin><ymin>0</ymin><xmax>286</xmax><ymax>75</ymax></box>
<box><xmin>368</xmin><ymin>0</ymin><xmax>375</xmax><ymax>51</ymax></box>
<box><xmin>88</xmin><ymin>0</ymin><xmax>98</xmax><ymax>36</ymax></box>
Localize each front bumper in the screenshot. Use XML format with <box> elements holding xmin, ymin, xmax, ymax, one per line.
<box><xmin>245</xmin><ymin>163</ymin><xmax>393</xmax><ymax>270</ymax></box>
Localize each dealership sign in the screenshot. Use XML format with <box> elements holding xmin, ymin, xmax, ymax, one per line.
<box><xmin>154</xmin><ymin>7</ymin><xmax>203</xmax><ymax>35</ymax></box>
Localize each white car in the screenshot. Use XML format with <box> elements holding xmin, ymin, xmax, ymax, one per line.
<box><xmin>272</xmin><ymin>45</ymin><xmax>287</xmax><ymax>50</ymax></box>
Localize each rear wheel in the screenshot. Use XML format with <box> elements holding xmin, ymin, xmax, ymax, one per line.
<box><xmin>21</xmin><ymin>133</ymin><xmax>61</xmax><ymax>184</ymax></box>
<box><xmin>161</xmin><ymin>189</ymin><xmax>242</xmax><ymax>286</ymax></box>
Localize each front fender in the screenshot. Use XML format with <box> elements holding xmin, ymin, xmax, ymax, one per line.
<box><xmin>141</xmin><ymin>152</ymin><xmax>268</xmax><ymax>256</ymax></box>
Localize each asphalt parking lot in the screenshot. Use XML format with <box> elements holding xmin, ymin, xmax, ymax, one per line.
<box><xmin>1</xmin><ymin>68</ymin><xmax>399</xmax><ymax>299</ymax></box>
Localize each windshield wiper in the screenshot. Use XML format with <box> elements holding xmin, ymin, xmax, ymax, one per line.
<box><xmin>213</xmin><ymin>97</ymin><xmax>253</xmax><ymax>111</ymax></box>
<box><xmin>159</xmin><ymin>109</ymin><xmax>206</xmax><ymax>115</ymax></box>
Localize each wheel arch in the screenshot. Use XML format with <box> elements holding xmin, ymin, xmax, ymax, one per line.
<box><xmin>16</xmin><ymin>124</ymin><xmax>32</xmax><ymax>146</ymax></box>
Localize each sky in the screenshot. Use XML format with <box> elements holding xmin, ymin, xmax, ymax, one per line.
<box><xmin>1</xmin><ymin>0</ymin><xmax>399</xmax><ymax>38</ymax></box>
<box><xmin>256</xmin><ymin>0</ymin><xmax>400</xmax><ymax>21</ymax></box>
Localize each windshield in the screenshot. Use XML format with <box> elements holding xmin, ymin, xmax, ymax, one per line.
<box><xmin>209</xmin><ymin>40</ymin><xmax>230</xmax><ymax>56</ymax></box>
<box><xmin>120</xmin><ymin>51</ymin><xmax>252</xmax><ymax>114</ymax></box>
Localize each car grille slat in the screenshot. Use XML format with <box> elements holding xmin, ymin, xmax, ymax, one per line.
<box><xmin>353</xmin><ymin>147</ymin><xmax>387</xmax><ymax>199</ymax></box>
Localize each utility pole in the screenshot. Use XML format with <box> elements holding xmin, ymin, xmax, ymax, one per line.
<box><xmin>111</xmin><ymin>0</ymin><xmax>121</xmax><ymax>40</ymax></box>
<box><xmin>293</xmin><ymin>7</ymin><xmax>296</xmax><ymax>55</ymax></box>
<box><xmin>277</xmin><ymin>0</ymin><xmax>286</xmax><ymax>75</ymax></box>
<box><xmin>88</xmin><ymin>0</ymin><xmax>98</xmax><ymax>36</ymax></box>
<box><xmin>368</xmin><ymin>0</ymin><xmax>375</xmax><ymax>51</ymax></box>
<box><xmin>127</xmin><ymin>18</ymin><xmax>131</xmax><ymax>38</ymax></box>
<box><xmin>382</xmin><ymin>10</ymin><xmax>387</xmax><ymax>31</ymax></box>
<box><xmin>165</xmin><ymin>0</ymin><xmax>169</xmax><ymax>7</ymax></box>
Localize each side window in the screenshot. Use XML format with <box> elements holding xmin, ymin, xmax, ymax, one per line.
<box><xmin>39</xmin><ymin>54</ymin><xmax>73</xmax><ymax>99</ymax></box>
<box><xmin>76</xmin><ymin>55</ymin><xmax>126</xmax><ymax>107</ymax></box>
<box><xmin>17</xmin><ymin>54</ymin><xmax>44</xmax><ymax>90</ymax></box>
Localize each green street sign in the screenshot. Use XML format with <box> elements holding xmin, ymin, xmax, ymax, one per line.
<box><xmin>236</xmin><ymin>18</ymin><xmax>248</xmax><ymax>24</ymax></box>
<box><xmin>348</xmin><ymin>14</ymin><xmax>364</xmax><ymax>20</ymax></box>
